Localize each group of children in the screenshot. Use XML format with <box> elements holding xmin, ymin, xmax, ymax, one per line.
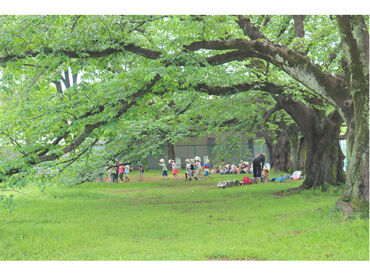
<box><xmin>210</xmin><ymin>160</ymin><xmax>270</xmax><ymax>178</ymax></box>
<box><xmin>104</xmin><ymin>161</ymin><xmax>144</xmax><ymax>183</ymax></box>
<box><xmin>158</xmin><ymin>156</ymin><xmax>273</xmax><ymax>182</ymax></box>
<box><xmin>158</xmin><ymin>156</ymin><xmax>211</xmax><ymax>181</ymax></box>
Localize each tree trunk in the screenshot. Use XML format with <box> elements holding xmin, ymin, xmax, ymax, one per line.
<box><xmin>334</xmin><ymin>15</ymin><xmax>369</xmax><ymax>213</ymax></box>
<box><xmin>285</xmin><ymin>124</ymin><xmax>304</xmax><ymax>172</ymax></box>
<box><xmin>167</xmin><ymin>142</ymin><xmax>176</xmax><ymax>161</ymax></box>
<box><xmin>274</xmin><ymin>95</ymin><xmax>345</xmax><ymax>188</ymax></box>
<box><xmin>263</xmin><ymin>130</ymin><xmax>291</xmax><ymax>172</ymax></box>
<box><xmin>302</xmin><ymin>128</ymin><xmax>345</xmax><ymax>189</ymax></box>
<box><xmin>297</xmin><ymin>137</ymin><xmax>307</xmax><ymax>171</ymax></box>
<box><xmin>341</xmin><ymin>94</ymin><xmax>369</xmax><ymax>204</ymax></box>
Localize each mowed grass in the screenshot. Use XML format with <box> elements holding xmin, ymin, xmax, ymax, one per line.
<box><xmin>0</xmin><ymin>170</ymin><xmax>368</xmax><ymax>261</ymax></box>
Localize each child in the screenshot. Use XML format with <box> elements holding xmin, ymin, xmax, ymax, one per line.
<box><xmin>204</xmin><ymin>160</ymin><xmax>211</xmax><ymax>180</ymax></box>
<box><xmin>185</xmin><ymin>159</ymin><xmax>191</xmax><ymax>181</ymax></box>
<box><xmin>263</xmin><ymin>167</ymin><xmax>270</xmax><ymax>181</ymax></box>
<box><xmin>211</xmin><ymin>165</ymin><xmax>219</xmax><ymax>175</ymax></box>
<box><xmin>195</xmin><ymin>156</ymin><xmax>205</xmax><ymax>181</ymax></box>
<box><xmin>138</xmin><ymin>162</ymin><xmax>144</xmax><ymax>182</ymax></box>
<box><xmin>109</xmin><ymin>166</ymin><xmax>116</xmax><ymax>183</ymax></box>
<box><xmin>169</xmin><ymin>159</ymin><xmax>179</xmax><ymax>180</ymax></box>
<box><xmin>190</xmin><ymin>159</ymin><xmax>195</xmax><ymax>181</ymax></box>
<box><xmin>159</xmin><ymin>159</ymin><xmax>169</xmax><ymax>180</ymax></box>
<box><xmin>220</xmin><ymin>164</ymin><xmax>226</xmax><ymax>175</ymax></box>
<box><xmin>124</xmin><ymin>163</ymin><xmax>130</xmax><ymax>182</ymax></box>
<box><xmin>118</xmin><ymin>162</ymin><xmax>124</xmax><ymax>182</ymax></box>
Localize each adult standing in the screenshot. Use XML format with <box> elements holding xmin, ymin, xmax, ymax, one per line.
<box><xmin>253</xmin><ymin>153</ymin><xmax>267</xmax><ymax>180</ymax></box>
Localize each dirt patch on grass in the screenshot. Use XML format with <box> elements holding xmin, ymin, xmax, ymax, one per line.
<box><xmin>273</xmin><ymin>186</ymin><xmax>304</xmax><ymax>197</ymax></box>
<box><xmin>143</xmin><ymin>196</ymin><xmax>163</xmax><ymax>201</ymax></box>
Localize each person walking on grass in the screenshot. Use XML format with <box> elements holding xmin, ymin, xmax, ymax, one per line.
<box><xmin>124</xmin><ymin>163</ymin><xmax>130</xmax><ymax>182</ymax></box>
<box><xmin>190</xmin><ymin>159</ymin><xmax>195</xmax><ymax>181</ymax></box>
<box><xmin>185</xmin><ymin>159</ymin><xmax>191</xmax><ymax>181</ymax></box>
<box><xmin>169</xmin><ymin>159</ymin><xmax>179</xmax><ymax>180</ymax></box>
<box><xmin>138</xmin><ymin>162</ymin><xmax>144</xmax><ymax>182</ymax></box>
<box><xmin>159</xmin><ymin>159</ymin><xmax>169</xmax><ymax>180</ymax></box>
<box><xmin>195</xmin><ymin>156</ymin><xmax>205</xmax><ymax>181</ymax></box>
<box><xmin>118</xmin><ymin>162</ymin><xmax>124</xmax><ymax>182</ymax></box>
<box><xmin>204</xmin><ymin>159</ymin><xmax>211</xmax><ymax>180</ymax></box>
<box><xmin>109</xmin><ymin>162</ymin><xmax>117</xmax><ymax>183</ymax></box>
<box><xmin>253</xmin><ymin>153</ymin><xmax>267</xmax><ymax>183</ymax></box>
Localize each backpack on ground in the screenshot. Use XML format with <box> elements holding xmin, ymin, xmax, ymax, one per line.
<box><xmin>243</xmin><ymin>176</ymin><xmax>252</xmax><ymax>185</ymax></box>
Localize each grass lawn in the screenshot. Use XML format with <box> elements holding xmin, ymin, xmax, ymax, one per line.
<box><xmin>0</xmin><ymin>170</ymin><xmax>368</xmax><ymax>260</ymax></box>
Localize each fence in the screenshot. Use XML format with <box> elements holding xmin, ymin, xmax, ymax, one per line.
<box><xmin>147</xmin><ymin>140</ymin><xmax>269</xmax><ymax>170</ymax></box>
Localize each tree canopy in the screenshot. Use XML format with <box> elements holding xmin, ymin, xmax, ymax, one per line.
<box><xmin>0</xmin><ymin>15</ymin><xmax>368</xmax><ymax>213</ymax></box>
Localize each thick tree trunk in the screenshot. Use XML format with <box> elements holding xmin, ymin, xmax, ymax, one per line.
<box><xmin>341</xmin><ymin>94</ymin><xmax>369</xmax><ymax>204</ymax></box>
<box><xmin>336</xmin><ymin>15</ymin><xmax>369</xmax><ymax>213</ymax></box>
<box><xmin>296</xmin><ymin>137</ymin><xmax>307</xmax><ymax>171</ymax></box>
<box><xmin>263</xmin><ymin>130</ymin><xmax>291</xmax><ymax>172</ymax></box>
<box><xmin>302</xmin><ymin>130</ymin><xmax>345</xmax><ymax>189</ymax></box>
<box><xmin>285</xmin><ymin>124</ymin><xmax>304</xmax><ymax>172</ymax></box>
<box><xmin>274</xmin><ymin>95</ymin><xmax>345</xmax><ymax>189</ymax></box>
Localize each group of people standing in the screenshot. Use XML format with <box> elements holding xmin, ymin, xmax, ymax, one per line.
<box><xmin>101</xmin><ymin>153</ymin><xmax>267</xmax><ymax>183</ymax></box>
<box><xmin>103</xmin><ymin>160</ymin><xmax>144</xmax><ymax>183</ymax></box>
<box><xmin>159</xmin><ymin>156</ymin><xmax>211</xmax><ymax>181</ymax></box>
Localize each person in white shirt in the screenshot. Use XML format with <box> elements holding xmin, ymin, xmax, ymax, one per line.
<box><xmin>124</xmin><ymin>163</ymin><xmax>130</xmax><ymax>182</ymax></box>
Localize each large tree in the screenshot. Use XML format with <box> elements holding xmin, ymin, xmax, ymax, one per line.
<box><xmin>0</xmin><ymin>15</ymin><xmax>367</xmax><ymax>213</ymax></box>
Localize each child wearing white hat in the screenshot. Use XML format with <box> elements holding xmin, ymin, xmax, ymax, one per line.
<box><xmin>185</xmin><ymin>159</ymin><xmax>191</xmax><ymax>181</ymax></box>
<box><xmin>204</xmin><ymin>159</ymin><xmax>211</xmax><ymax>180</ymax></box>
<box><xmin>195</xmin><ymin>157</ymin><xmax>205</xmax><ymax>181</ymax></box>
<box><xmin>169</xmin><ymin>159</ymin><xmax>179</xmax><ymax>180</ymax></box>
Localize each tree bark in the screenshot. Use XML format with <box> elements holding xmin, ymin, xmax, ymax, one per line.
<box><xmin>336</xmin><ymin>16</ymin><xmax>369</xmax><ymax>209</ymax></box>
<box><xmin>293</xmin><ymin>15</ymin><xmax>305</xmax><ymax>38</ymax></box>
<box><xmin>274</xmin><ymin>95</ymin><xmax>345</xmax><ymax>188</ymax></box>
<box><xmin>285</xmin><ymin>123</ymin><xmax>304</xmax><ymax>171</ymax></box>
<box><xmin>263</xmin><ymin>130</ymin><xmax>291</xmax><ymax>172</ymax></box>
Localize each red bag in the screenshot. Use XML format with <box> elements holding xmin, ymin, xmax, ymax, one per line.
<box><xmin>243</xmin><ymin>176</ymin><xmax>252</xmax><ymax>185</ymax></box>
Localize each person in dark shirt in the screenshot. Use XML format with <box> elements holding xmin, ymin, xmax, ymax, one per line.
<box><xmin>138</xmin><ymin>162</ymin><xmax>144</xmax><ymax>182</ymax></box>
<box><xmin>253</xmin><ymin>153</ymin><xmax>267</xmax><ymax>178</ymax></box>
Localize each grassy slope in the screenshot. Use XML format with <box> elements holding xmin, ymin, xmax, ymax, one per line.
<box><xmin>0</xmin><ymin>170</ymin><xmax>368</xmax><ymax>260</ymax></box>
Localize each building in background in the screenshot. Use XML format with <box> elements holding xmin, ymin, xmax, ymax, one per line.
<box><xmin>146</xmin><ymin>134</ymin><xmax>269</xmax><ymax>170</ymax></box>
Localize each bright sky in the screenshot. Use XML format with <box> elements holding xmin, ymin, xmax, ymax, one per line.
<box><xmin>0</xmin><ymin>0</ymin><xmax>369</xmax><ymax>14</ymax></box>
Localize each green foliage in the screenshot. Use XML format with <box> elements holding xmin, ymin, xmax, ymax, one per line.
<box><xmin>0</xmin><ymin>14</ymin><xmax>361</xmax><ymax>203</ymax></box>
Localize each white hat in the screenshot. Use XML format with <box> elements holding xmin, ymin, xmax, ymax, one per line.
<box><xmin>168</xmin><ymin>159</ymin><xmax>172</xmax><ymax>164</ymax></box>
<box><xmin>190</xmin><ymin>159</ymin><xmax>194</xmax><ymax>162</ymax></box>
<box><xmin>159</xmin><ymin>159</ymin><xmax>165</xmax><ymax>163</ymax></box>
<box><xmin>185</xmin><ymin>159</ymin><xmax>190</xmax><ymax>162</ymax></box>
